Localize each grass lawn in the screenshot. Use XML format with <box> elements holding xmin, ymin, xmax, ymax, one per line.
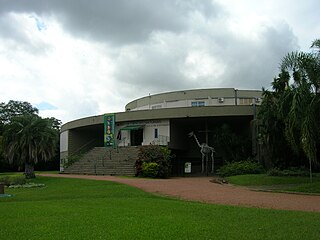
<box><xmin>227</xmin><ymin>174</ymin><xmax>320</xmax><ymax>193</ymax></box>
<box><xmin>0</xmin><ymin>175</ymin><xmax>319</xmax><ymax>239</ymax></box>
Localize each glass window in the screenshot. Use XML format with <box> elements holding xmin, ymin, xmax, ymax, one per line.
<box><xmin>191</xmin><ymin>101</ymin><xmax>205</xmax><ymax>107</ymax></box>
<box><xmin>151</xmin><ymin>105</ymin><xmax>162</xmax><ymax>109</ymax></box>
<box><xmin>154</xmin><ymin>128</ymin><xmax>158</xmax><ymax>138</ymax></box>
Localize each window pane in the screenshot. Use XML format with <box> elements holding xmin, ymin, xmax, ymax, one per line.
<box><xmin>154</xmin><ymin>128</ymin><xmax>158</xmax><ymax>138</ymax></box>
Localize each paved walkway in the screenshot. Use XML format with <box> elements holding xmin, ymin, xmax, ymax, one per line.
<box><xmin>38</xmin><ymin>174</ymin><xmax>320</xmax><ymax>213</ymax></box>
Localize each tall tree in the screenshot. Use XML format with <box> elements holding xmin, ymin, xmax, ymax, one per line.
<box><xmin>280</xmin><ymin>39</ymin><xmax>320</xmax><ymax>181</ymax></box>
<box><xmin>0</xmin><ymin>100</ymin><xmax>39</xmax><ymax>135</ymax></box>
<box><xmin>259</xmin><ymin>39</ymin><xmax>320</xmax><ymax>181</ymax></box>
<box><xmin>2</xmin><ymin>114</ymin><xmax>58</xmax><ymax>178</ymax></box>
<box><xmin>258</xmin><ymin>72</ymin><xmax>297</xmax><ymax>168</ymax></box>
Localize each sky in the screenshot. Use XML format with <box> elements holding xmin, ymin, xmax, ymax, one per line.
<box><xmin>0</xmin><ymin>0</ymin><xmax>319</xmax><ymax>124</ymax></box>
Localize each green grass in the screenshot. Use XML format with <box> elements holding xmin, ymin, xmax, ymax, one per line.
<box><xmin>0</xmin><ymin>172</ymin><xmax>25</xmax><ymax>176</ymax></box>
<box><xmin>0</xmin><ymin>176</ymin><xmax>320</xmax><ymax>239</ymax></box>
<box><xmin>227</xmin><ymin>174</ymin><xmax>320</xmax><ymax>193</ymax></box>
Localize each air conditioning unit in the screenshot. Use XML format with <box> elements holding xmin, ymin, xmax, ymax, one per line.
<box><xmin>218</xmin><ymin>97</ymin><xmax>224</xmax><ymax>103</ymax></box>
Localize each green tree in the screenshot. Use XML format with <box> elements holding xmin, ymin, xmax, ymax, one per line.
<box><xmin>2</xmin><ymin>114</ymin><xmax>58</xmax><ymax>178</ymax></box>
<box><xmin>0</xmin><ymin>100</ymin><xmax>39</xmax><ymax>135</ymax></box>
<box><xmin>259</xmin><ymin>39</ymin><xmax>320</xmax><ymax>181</ymax></box>
<box><xmin>258</xmin><ymin>71</ymin><xmax>299</xmax><ymax>168</ymax></box>
<box><xmin>212</xmin><ymin>124</ymin><xmax>251</xmax><ymax>163</ymax></box>
<box><xmin>280</xmin><ymin>39</ymin><xmax>320</xmax><ymax>181</ymax></box>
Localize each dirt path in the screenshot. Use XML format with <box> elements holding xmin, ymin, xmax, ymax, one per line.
<box><xmin>38</xmin><ymin>174</ymin><xmax>320</xmax><ymax>213</ymax></box>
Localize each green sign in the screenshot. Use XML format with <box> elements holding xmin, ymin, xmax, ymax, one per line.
<box><xmin>104</xmin><ymin>114</ymin><xmax>115</xmax><ymax>147</ymax></box>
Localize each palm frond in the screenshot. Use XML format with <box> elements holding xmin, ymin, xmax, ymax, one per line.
<box><xmin>311</xmin><ymin>39</ymin><xmax>320</xmax><ymax>50</ymax></box>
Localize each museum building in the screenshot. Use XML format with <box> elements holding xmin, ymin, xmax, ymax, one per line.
<box><xmin>60</xmin><ymin>88</ymin><xmax>262</xmax><ymax>175</ymax></box>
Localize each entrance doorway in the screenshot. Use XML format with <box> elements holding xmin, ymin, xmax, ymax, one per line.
<box><xmin>130</xmin><ymin>129</ymin><xmax>143</xmax><ymax>146</ymax></box>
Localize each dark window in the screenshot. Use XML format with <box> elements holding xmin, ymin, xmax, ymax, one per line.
<box><xmin>154</xmin><ymin>128</ymin><xmax>158</xmax><ymax>138</ymax></box>
<box><xmin>191</xmin><ymin>101</ymin><xmax>205</xmax><ymax>107</ymax></box>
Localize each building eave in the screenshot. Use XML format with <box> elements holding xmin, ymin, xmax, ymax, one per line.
<box><xmin>61</xmin><ymin>105</ymin><xmax>256</xmax><ymax>132</ymax></box>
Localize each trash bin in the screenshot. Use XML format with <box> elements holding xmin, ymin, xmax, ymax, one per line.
<box><xmin>0</xmin><ymin>183</ymin><xmax>4</xmax><ymax>194</ymax></box>
<box><xmin>184</xmin><ymin>162</ymin><xmax>192</xmax><ymax>173</ymax></box>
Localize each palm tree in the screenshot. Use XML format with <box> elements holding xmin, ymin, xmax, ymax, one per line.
<box><xmin>258</xmin><ymin>72</ymin><xmax>297</xmax><ymax>168</ymax></box>
<box><xmin>2</xmin><ymin>114</ymin><xmax>58</xmax><ymax>178</ymax></box>
<box><xmin>279</xmin><ymin>38</ymin><xmax>320</xmax><ymax>182</ymax></box>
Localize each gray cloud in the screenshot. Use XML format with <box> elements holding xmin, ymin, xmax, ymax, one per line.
<box><xmin>221</xmin><ymin>22</ymin><xmax>299</xmax><ymax>89</ymax></box>
<box><xmin>0</xmin><ymin>13</ymin><xmax>52</xmax><ymax>55</ymax></box>
<box><xmin>0</xmin><ymin>0</ymin><xmax>315</xmax><ymax>123</ymax></box>
<box><xmin>113</xmin><ymin>19</ymin><xmax>299</xmax><ymax>101</ymax></box>
<box><xmin>0</xmin><ymin>0</ymin><xmax>220</xmax><ymax>45</ymax></box>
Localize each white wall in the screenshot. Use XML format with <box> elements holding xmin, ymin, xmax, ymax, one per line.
<box><xmin>60</xmin><ymin>130</ymin><xmax>69</xmax><ymax>152</ymax></box>
<box><xmin>142</xmin><ymin>120</ymin><xmax>170</xmax><ymax>146</ymax></box>
<box><xmin>130</xmin><ymin>98</ymin><xmax>241</xmax><ymax>110</ymax></box>
<box><xmin>117</xmin><ymin>130</ymin><xmax>130</xmax><ymax>147</ymax></box>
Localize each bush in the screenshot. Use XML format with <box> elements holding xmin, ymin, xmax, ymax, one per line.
<box><xmin>135</xmin><ymin>145</ymin><xmax>173</xmax><ymax>178</ymax></box>
<box><xmin>0</xmin><ymin>176</ymin><xmax>27</xmax><ymax>186</ymax></box>
<box><xmin>142</xmin><ymin>162</ymin><xmax>159</xmax><ymax>178</ymax></box>
<box><xmin>267</xmin><ymin>167</ymin><xmax>310</xmax><ymax>177</ymax></box>
<box><xmin>217</xmin><ymin>160</ymin><xmax>264</xmax><ymax>177</ymax></box>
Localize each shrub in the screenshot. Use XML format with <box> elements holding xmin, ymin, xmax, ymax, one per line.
<box><xmin>10</xmin><ymin>176</ymin><xmax>27</xmax><ymax>185</ymax></box>
<box><xmin>267</xmin><ymin>167</ymin><xmax>310</xmax><ymax>177</ymax></box>
<box><xmin>0</xmin><ymin>176</ymin><xmax>11</xmax><ymax>186</ymax></box>
<box><xmin>142</xmin><ymin>162</ymin><xmax>159</xmax><ymax>178</ymax></box>
<box><xmin>0</xmin><ymin>176</ymin><xmax>27</xmax><ymax>186</ymax></box>
<box><xmin>217</xmin><ymin>160</ymin><xmax>264</xmax><ymax>177</ymax></box>
<box><xmin>136</xmin><ymin>145</ymin><xmax>174</xmax><ymax>178</ymax></box>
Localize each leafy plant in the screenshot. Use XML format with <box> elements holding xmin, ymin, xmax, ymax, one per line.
<box><xmin>2</xmin><ymin>114</ymin><xmax>59</xmax><ymax>178</ymax></box>
<box><xmin>267</xmin><ymin>167</ymin><xmax>310</xmax><ymax>177</ymax></box>
<box><xmin>217</xmin><ymin>160</ymin><xmax>264</xmax><ymax>177</ymax></box>
<box><xmin>142</xmin><ymin>162</ymin><xmax>159</xmax><ymax>178</ymax></box>
<box><xmin>0</xmin><ymin>175</ymin><xmax>27</xmax><ymax>186</ymax></box>
<box><xmin>136</xmin><ymin>145</ymin><xmax>173</xmax><ymax>178</ymax></box>
<box><xmin>212</xmin><ymin>124</ymin><xmax>252</xmax><ymax>163</ymax></box>
<box><xmin>258</xmin><ymin>38</ymin><xmax>320</xmax><ymax>182</ymax></box>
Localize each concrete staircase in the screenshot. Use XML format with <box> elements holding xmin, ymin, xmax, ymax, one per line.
<box><xmin>63</xmin><ymin>146</ymin><xmax>139</xmax><ymax>176</ymax></box>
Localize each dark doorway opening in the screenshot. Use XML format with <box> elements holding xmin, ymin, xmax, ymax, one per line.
<box><xmin>131</xmin><ymin>129</ymin><xmax>143</xmax><ymax>146</ymax></box>
<box><xmin>169</xmin><ymin>116</ymin><xmax>253</xmax><ymax>176</ymax></box>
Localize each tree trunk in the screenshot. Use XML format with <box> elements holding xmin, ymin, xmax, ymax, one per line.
<box><xmin>25</xmin><ymin>162</ymin><xmax>35</xmax><ymax>179</ymax></box>
<box><xmin>309</xmin><ymin>158</ymin><xmax>313</xmax><ymax>183</ymax></box>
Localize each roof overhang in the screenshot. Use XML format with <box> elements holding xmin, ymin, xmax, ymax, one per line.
<box><xmin>120</xmin><ymin>124</ymin><xmax>145</xmax><ymax>131</ymax></box>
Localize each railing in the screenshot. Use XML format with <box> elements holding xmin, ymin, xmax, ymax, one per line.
<box><xmin>152</xmin><ymin>135</ymin><xmax>169</xmax><ymax>146</ymax></box>
<box><xmin>73</xmin><ymin>138</ymin><xmax>97</xmax><ymax>155</ymax></box>
<box><xmin>117</xmin><ymin>137</ymin><xmax>128</xmax><ymax>147</ymax></box>
<box><xmin>60</xmin><ymin>138</ymin><xmax>97</xmax><ymax>172</ymax></box>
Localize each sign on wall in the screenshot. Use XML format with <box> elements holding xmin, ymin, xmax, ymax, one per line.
<box><xmin>104</xmin><ymin>114</ymin><xmax>115</xmax><ymax>148</ymax></box>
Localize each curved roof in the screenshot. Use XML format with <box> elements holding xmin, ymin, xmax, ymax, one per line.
<box><xmin>61</xmin><ymin>105</ymin><xmax>256</xmax><ymax>132</ymax></box>
<box><xmin>125</xmin><ymin>88</ymin><xmax>262</xmax><ymax>111</ymax></box>
<box><xmin>61</xmin><ymin>88</ymin><xmax>262</xmax><ymax>132</ymax></box>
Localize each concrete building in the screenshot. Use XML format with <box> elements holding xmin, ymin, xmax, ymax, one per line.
<box><xmin>60</xmin><ymin>88</ymin><xmax>262</xmax><ymax>175</ymax></box>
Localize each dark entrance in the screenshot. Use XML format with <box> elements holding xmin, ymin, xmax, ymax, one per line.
<box><xmin>130</xmin><ymin>129</ymin><xmax>143</xmax><ymax>146</ymax></box>
<box><xmin>169</xmin><ymin>116</ymin><xmax>253</xmax><ymax>176</ymax></box>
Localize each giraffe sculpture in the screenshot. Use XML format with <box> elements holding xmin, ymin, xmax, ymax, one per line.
<box><xmin>188</xmin><ymin>131</ymin><xmax>215</xmax><ymax>174</ymax></box>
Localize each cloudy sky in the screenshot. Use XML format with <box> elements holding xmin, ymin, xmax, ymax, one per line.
<box><xmin>0</xmin><ymin>0</ymin><xmax>319</xmax><ymax>123</ymax></box>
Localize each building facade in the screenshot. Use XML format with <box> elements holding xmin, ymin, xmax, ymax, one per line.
<box><xmin>60</xmin><ymin>88</ymin><xmax>262</xmax><ymax>175</ymax></box>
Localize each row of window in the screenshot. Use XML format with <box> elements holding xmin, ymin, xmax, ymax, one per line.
<box><xmin>150</xmin><ymin>98</ymin><xmax>261</xmax><ymax>109</ymax></box>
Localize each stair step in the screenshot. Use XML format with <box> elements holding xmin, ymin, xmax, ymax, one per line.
<box><xmin>64</xmin><ymin>146</ymin><xmax>139</xmax><ymax>176</ymax></box>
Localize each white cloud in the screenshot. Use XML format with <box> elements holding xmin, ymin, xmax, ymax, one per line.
<box><xmin>0</xmin><ymin>13</ymin><xmax>119</xmax><ymax>122</ymax></box>
<box><xmin>0</xmin><ymin>0</ymin><xmax>319</xmax><ymax>124</ymax></box>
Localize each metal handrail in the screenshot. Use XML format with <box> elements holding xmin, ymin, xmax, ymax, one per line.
<box><xmin>73</xmin><ymin>138</ymin><xmax>97</xmax><ymax>155</ymax></box>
